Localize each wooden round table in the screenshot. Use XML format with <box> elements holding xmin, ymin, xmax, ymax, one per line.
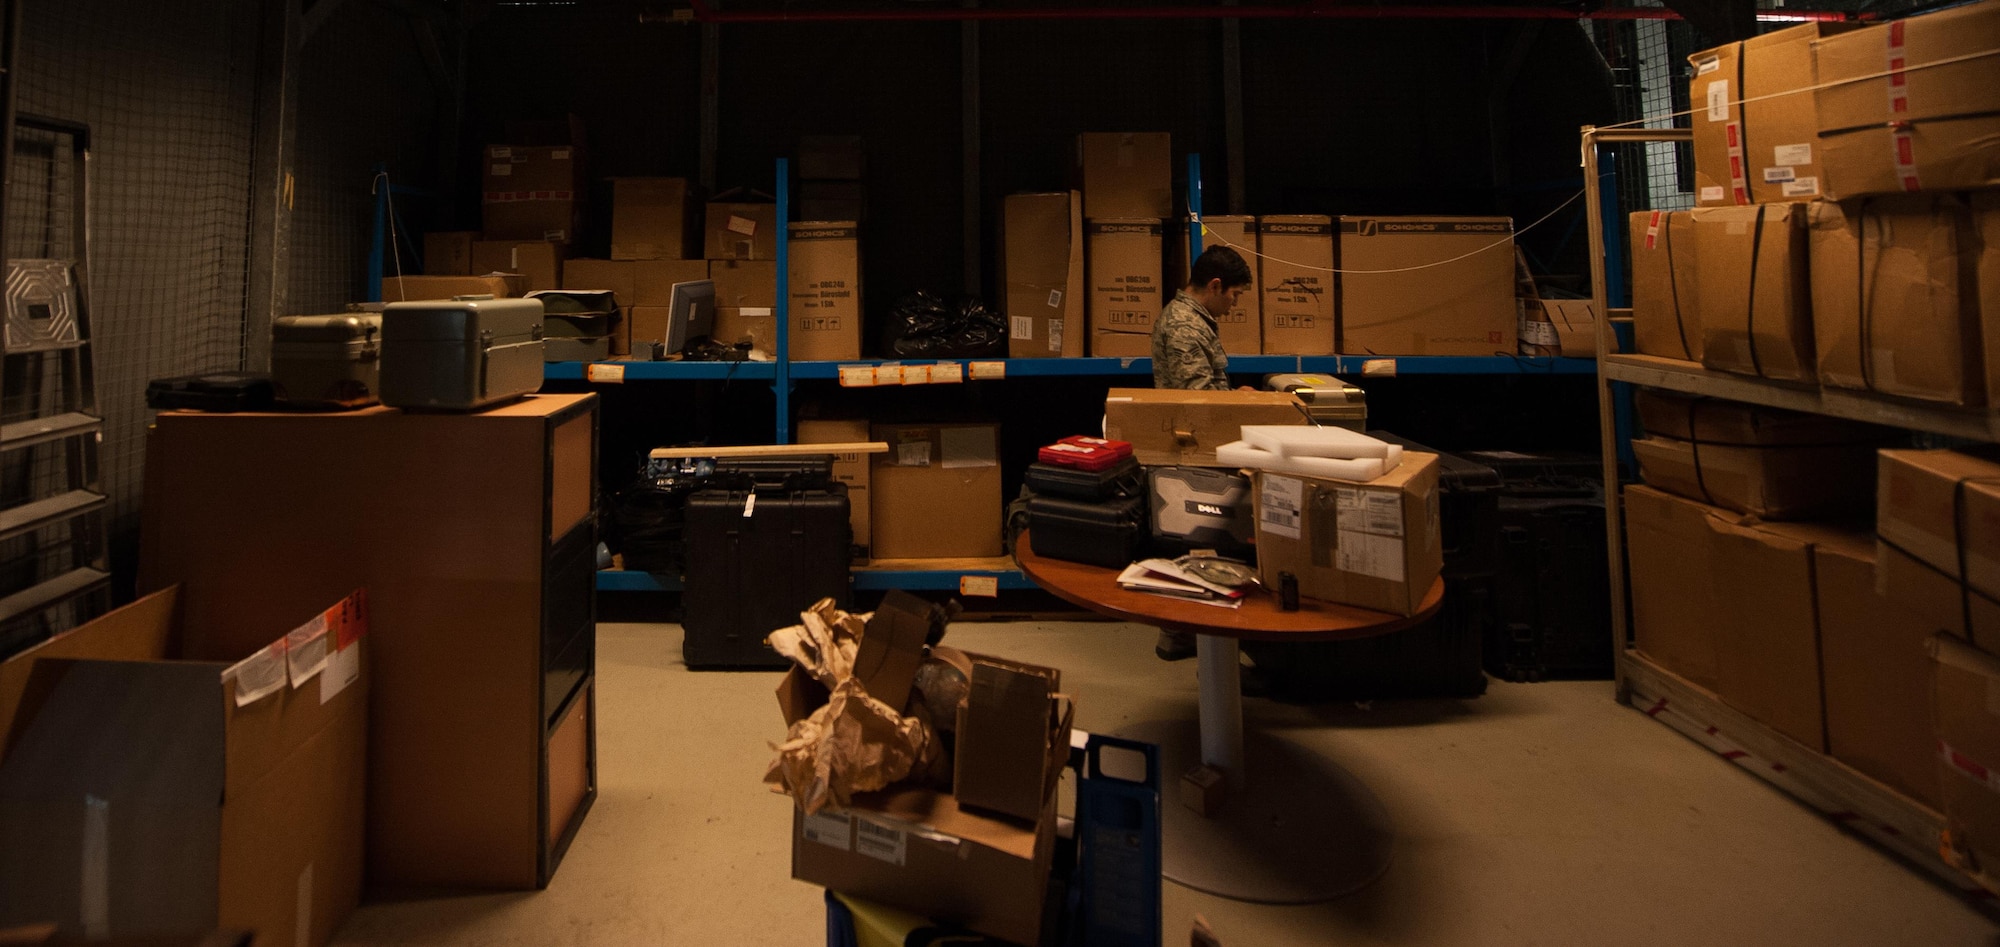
<box><xmin>1016</xmin><ymin>530</ymin><xmax>1446</xmax><ymax>904</ymax></box>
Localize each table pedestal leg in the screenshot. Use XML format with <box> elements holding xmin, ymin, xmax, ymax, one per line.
<box><xmin>1194</xmin><ymin>633</ymin><xmax>1243</xmax><ymax>786</ymax></box>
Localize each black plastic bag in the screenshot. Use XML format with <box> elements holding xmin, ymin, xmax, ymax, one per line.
<box><xmin>880</xmin><ymin>290</ymin><xmax>1006</xmax><ymax>359</ymax></box>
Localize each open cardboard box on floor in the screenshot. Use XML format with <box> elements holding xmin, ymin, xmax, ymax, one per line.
<box><xmin>0</xmin><ymin>587</ymin><xmax>367</xmax><ymax>947</ymax></box>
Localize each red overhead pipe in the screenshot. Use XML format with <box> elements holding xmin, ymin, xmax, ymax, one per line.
<box><xmin>650</xmin><ymin>3</ymin><xmax>1864</xmax><ymax>25</ymax></box>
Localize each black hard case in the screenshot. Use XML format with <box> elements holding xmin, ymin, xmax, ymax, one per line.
<box><xmin>681</xmin><ymin>482</ymin><xmax>852</xmax><ymax>669</ymax></box>
<box><xmin>1492</xmin><ymin>478</ymin><xmax>1612</xmax><ymax>682</ymax></box>
<box><xmin>1027</xmin><ymin>494</ymin><xmax>1146</xmax><ymax>569</ymax></box>
<box><xmin>1023</xmin><ymin>458</ymin><xmax>1144</xmax><ymax>501</ymax></box>
<box><xmin>144</xmin><ymin>372</ymin><xmax>276</xmax><ymax>412</ymax></box>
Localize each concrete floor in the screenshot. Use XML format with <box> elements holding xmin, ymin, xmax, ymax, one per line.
<box><xmin>334</xmin><ymin>620</ymin><xmax>2000</xmax><ymax>946</ymax></box>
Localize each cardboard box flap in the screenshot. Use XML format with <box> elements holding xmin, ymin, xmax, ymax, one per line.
<box><xmin>854</xmin><ymin>591</ymin><xmax>937</xmax><ymax>713</ymax></box>
<box><xmin>842</xmin><ymin>784</ymin><xmax>1041</xmax><ymax>860</ymax></box>
<box><xmin>1</xmin><ymin>588</ymin><xmax>179</xmax><ymax>756</ymax></box>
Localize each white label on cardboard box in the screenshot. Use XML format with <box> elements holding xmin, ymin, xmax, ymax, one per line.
<box><xmin>1519</xmin><ymin>319</ymin><xmax>1560</xmax><ymax>347</ymax></box>
<box><xmin>1049</xmin><ymin>319</ymin><xmax>1064</xmax><ymax>353</ymax></box>
<box><xmin>855</xmin><ymin>817</ymin><xmax>908</xmax><ymax>865</ymax></box>
<box><xmin>552</xmin><ymin>148</ymin><xmax>571</xmax><ymax>160</ymax></box>
<box><xmin>969</xmin><ymin>361</ymin><xmax>1006</xmax><ymax>380</ymax></box>
<box><xmin>897</xmin><ymin>439</ymin><xmax>932</xmax><ymax>466</ymax></box>
<box><xmin>585</xmin><ymin>363</ymin><xmax>626</xmax><ymax>383</ymax></box>
<box><xmin>727</xmin><ymin>215</ymin><xmax>758</xmax><ymax>236</ymax></box>
<box><xmin>1259</xmin><ymin>475</ymin><xmax>1304</xmax><ymax>540</ymax></box>
<box><xmin>801</xmin><ymin>811</ymin><xmax>853</xmax><ymax>850</ymax></box>
<box><xmin>940</xmin><ymin>427</ymin><xmax>997</xmax><ymax>469</ymax></box>
<box><xmin>1773</xmin><ymin>143</ymin><xmax>1812</xmax><ymax>167</ymax></box>
<box><xmin>492</xmin><ymin>147</ymin><xmax>513</xmax><ymax>158</ymax></box>
<box><xmin>1047</xmin><ymin>289</ymin><xmax>1064</xmax><ymax>309</ymax></box>
<box><xmin>491</xmin><ymin>164</ymin><xmax>512</xmax><ymax>176</ymax></box>
<box><xmin>1762</xmin><ymin>166</ymin><xmax>1796</xmax><ymax>183</ymax></box>
<box><xmin>960</xmin><ymin>575</ymin><xmax>1000</xmax><ymax>597</ymax></box>
<box><xmin>1695</xmin><ymin>56</ymin><xmax>1720</xmax><ymax>76</ymax></box>
<box><xmin>1701</xmin><ymin>186</ymin><xmax>1726</xmax><ymax>202</ymax></box>
<box><xmin>224</xmin><ymin>639</ymin><xmax>288</xmax><ymax>707</ymax></box>
<box><xmin>930</xmin><ymin>362</ymin><xmax>964</xmax><ymax>384</ymax></box>
<box><xmin>1706</xmin><ymin>80</ymin><xmax>1729</xmax><ymax>122</ymax></box>
<box><xmin>285</xmin><ymin>614</ymin><xmax>330</xmax><ymax>687</ymax></box>
<box><xmin>321</xmin><ymin>640</ymin><xmax>361</xmax><ymax>705</ymax></box>
<box><xmin>1337</xmin><ymin>529</ymin><xmax>1406</xmax><ymax>582</ymax></box>
<box><xmin>1011</xmin><ymin>315</ymin><xmax>1034</xmax><ymax>339</ymax></box>
<box><xmin>1782</xmin><ymin>177</ymin><xmax>1821</xmax><ymax>197</ymax></box>
<box><xmin>1336</xmin><ymin>487</ymin><xmax>1405</xmax><ymax>537</ymax></box>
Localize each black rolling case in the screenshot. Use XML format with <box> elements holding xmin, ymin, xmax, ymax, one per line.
<box><xmin>1023</xmin><ymin>458</ymin><xmax>1144</xmax><ymax>501</ymax></box>
<box><xmin>1252</xmin><ymin>433</ymin><xmax>1499</xmax><ymax>701</ymax></box>
<box><xmin>145</xmin><ymin>372</ymin><xmax>276</xmax><ymax>412</ymax></box>
<box><xmin>677</xmin><ymin>456</ymin><xmax>851</xmax><ymax>670</ymax></box>
<box><xmin>1027</xmin><ymin>494</ymin><xmax>1146</xmax><ymax>569</ymax></box>
<box><xmin>1492</xmin><ymin>477</ymin><xmax>1611</xmax><ymax>682</ymax></box>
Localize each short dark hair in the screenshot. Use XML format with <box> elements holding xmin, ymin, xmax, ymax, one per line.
<box><xmin>1189</xmin><ymin>245</ymin><xmax>1253</xmax><ymax>290</ymax></box>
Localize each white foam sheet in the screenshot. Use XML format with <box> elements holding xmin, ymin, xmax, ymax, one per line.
<box><xmin>1212</xmin><ymin>440</ymin><xmax>1386</xmax><ymax>482</ymax></box>
<box><xmin>1240</xmin><ymin>425</ymin><xmax>1396</xmax><ymax>461</ymax></box>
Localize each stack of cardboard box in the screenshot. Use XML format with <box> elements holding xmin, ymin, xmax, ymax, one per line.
<box><xmin>796</xmin><ymin>135</ymin><xmax>866</xmax><ymax>223</ymax></box>
<box><xmin>553</xmin><ymin>178</ymin><xmax>705</xmax><ymax>357</ymax></box>
<box><xmin>1079</xmin><ymin>133</ymin><xmax>1173</xmax><ymax>358</ymax></box>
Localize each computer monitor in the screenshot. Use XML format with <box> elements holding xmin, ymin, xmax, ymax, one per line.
<box><xmin>664</xmin><ymin>279</ymin><xmax>715</xmax><ymax>354</ymax></box>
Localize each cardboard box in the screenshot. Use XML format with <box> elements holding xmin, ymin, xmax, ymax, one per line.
<box><xmin>707</xmin><ymin>306</ymin><xmax>775</xmax><ymax>354</ymax></box>
<box><xmin>1931</xmin><ymin>635</ymin><xmax>2000</xmax><ymax>890</ymax></box>
<box><xmin>1877</xmin><ymin>448</ymin><xmax>2000</xmax><ymax>653</ymax></box>
<box><xmin>379</xmin><ymin>274</ymin><xmax>524</xmax><ymax>301</ymax></box>
<box><xmin>953</xmin><ymin>657</ymin><xmax>1071</xmax><ymax>823</ymax></box>
<box><xmin>870</xmin><ymin>423</ymin><xmax>1002</xmax><ymax>559</ymax></box>
<box><xmin>632</xmin><ymin>259</ymin><xmax>710</xmax><ymax>308</ymax></box>
<box><xmin>1085</xmin><ymin>218</ymin><xmax>1164</xmax><ymax>358</ymax></box>
<box><xmin>854</xmin><ymin>592</ymin><xmax>935</xmax><ymax>713</ymax></box>
<box><xmin>482</xmin><ymin>145</ymin><xmax>581</xmax><ymax>242</ymax></box>
<box><xmin>1632</xmin><ymin>389</ymin><xmax>1886</xmax><ymax>520</ymax></box>
<box><xmin>424</xmin><ymin>231</ymin><xmax>476</xmax><ymax>275</ymax></box>
<box><xmin>561</xmin><ymin>258</ymin><xmax>636</xmax><ymax>305</ymax></box>
<box><xmin>798</xmin><ymin>420</ymin><xmax>871</xmax><ymax>555</ymax></box>
<box><xmin>1518</xmin><ymin>298</ymin><xmax>1597</xmax><ymax>358</ymax></box>
<box><xmin>1816</xmin><ymin>532</ymin><xmax>1942</xmax><ymax>809</ymax></box>
<box><xmin>1628</xmin><ymin>210</ymin><xmax>1703</xmax><ymax>361</ymax></box>
<box><xmin>712</xmin><ymin>259</ymin><xmax>778</xmax><ymax>309</ymax></box>
<box><xmin>1076</xmin><ymin>132</ymin><xmax>1172</xmax><ymax>219</ymax></box>
<box><xmin>0</xmin><ymin>588</ymin><xmax>366</xmax><ymax>947</ymax></box>
<box><xmin>1808</xmin><ymin>195</ymin><xmax>1984</xmax><ymax>405</ymax></box>
<box><xmin>1622</xmin><ymin>484</ymin><xmax>1831</xmax><ymax>748</ymax></box>
<box><xmin>1002</xmin><ymin>192</ymin><xmax>1086</xmax><ymax>358</ymax></box>
<box><xmin>1813</xmin><ymin>4</ymin><xmax>2000</xmax><ymax>199</ymax></box>
<box><xmin>1693</xmin><ymin>204</ymin><xmax>1814</xmax><ymax>382</ymax></box>
<box><xmin>1251</xmin><ymin>453</ymin><xmax>1444</xmax><ymax>617</ymax></box>
<box><xmin>798</xmin><ymin>180</ymin><xmax>866</xmax><ymax>224</ymax></box>
<box><xmin>1688</xmin><ymin>23</ymin><xmax>1858</xmax><ymax>205</ymax></box>
<box><xmin>789</xmin><ymin>222</ymin><xmax>863</xmax><ymax>361</ymax></box>
<box><xmin>1172</xmin><ymin>216</ymin><xmax>1262</xmax><ymax>355</ymax></box>
<box><xmin>1339</xmin><ymin>216</ymin><xmax>1516</xmax><ymax>356</ymax></box>
<box><xmin>1984</xmin><ymin>193</ymin><xmax>2000</xmax><ymax>408</ymax></box>
<box><xmin>705</xmin><ymin>199</ymin><xmax>779</xmax><ymax>260</ymax></box>
<box><xmin>799</xmin><ymin>135</ymin><xmax>865</xmax><ymax>180</ymax></box>
<box><xmin>610</xmin><ymin>177</ymin><xmax>696</xmax><ymax>261</ymax></box>
<box><xmin>1258</xmin><ymin>216</ymin><xmax>1335</xmax><ymax>355</ymax></box>
<box><xmin>789</xmin><ymin>786</ymin><xmax>1056</xmax><ymax>946</ymax></box>
<box><xmin>470</xmin><ymin>240</ymin><xmax>566</xmax><ymax>293</ymax></box>
<box><xmin>1102</xmin><ymin>388</ymin><xmax>1307</xmax><ymax>467</ymax></box>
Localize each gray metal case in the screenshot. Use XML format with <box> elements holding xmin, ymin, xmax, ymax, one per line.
<box><xmin>272</xmin><ymin>313</ymin><xmax>381</xmax><ymax>408</ymax></box>
<box><xmin>380</xmin><ymin>295</ymin><xmax>545</xmax><ymax>411</ymax></box>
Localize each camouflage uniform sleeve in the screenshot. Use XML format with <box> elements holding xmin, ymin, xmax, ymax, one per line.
<box><xmin>1155</xmin><ymin>331</ymin><xmax>1226</xmax><ymax>391</ymax></box>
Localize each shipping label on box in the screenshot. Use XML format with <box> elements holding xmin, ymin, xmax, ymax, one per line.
<box><xmin>1085</xmin><ymin>218</ymin><xmax>1164</xmax><ymax>358</ymax></box>
<box><xmin>789</xmin><ymin>222</ymin><xmax>863</xmax><ymax>362</ymax></box>
<box><xmin>1251</xmin><ymin>455</ymin><xmax>1443</xmax><ymax>616</ymax></box>
<box><xmin>1257</xmin><ymin>216</ymin><xmax>1334</xmax><ymax>355</ymax></box>
<box><xmin>1693</xmin><ymin>204</ymin><xmax>1814</xmax><ymax>382</ymax></box>
<box><xmin>1003</xmin><ymin>192</ymin><xmax>1086</xmax><ymax>358</ymax></box>
<box><xmin>1338</xmin><ymin>217</ymin><xmax>1516</xmax><ymax>356</ymax></box>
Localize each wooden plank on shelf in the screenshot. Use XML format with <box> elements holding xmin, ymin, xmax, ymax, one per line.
<box><xmin>648</xmin><ymin>441</ymin><xmax>887</xmax><ymax>459</ymax></box>
<box><xmin>1601</xmin><ymin>353</ymin><xmax>2000</xmax><ymax>441</ymax></box>
<box><xmin>1618</xmin><ymin>651</ymin><xmax>1994</xmax><ymax>901</ymax></box>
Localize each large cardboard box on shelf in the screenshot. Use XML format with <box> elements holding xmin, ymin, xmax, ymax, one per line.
<box><xmin>1258</xmin><ymin>216</ymin><xmax>1335</xmax><ymax>356</ymax></box>
<box><xmin>704</xmin><ymin>196</ymin><xmax>779</xmax><ymax>260</ymax></box>
<box><xmin>1807</xmin><ymin>195</ymin><xmax>1984</xmax><ymax>406</ymax></box>
<box><xmin>1622</xmin><ymin>484</ymin><xmax>1830</xmax><ymax>749</ymax></box>
<box><xmin>789</xmin><ymin>222</ymin><xmax>863</xmax><ymax>362</ymax></box>
<box><xmin>610</xmin><ymin>177</ymin><xmax>697</xmax><ymax>261</ymax></box>
<box><xmin>1877</xmin><ymin>448</ymin><xmax>2000</xmax><ymax>653</ymax></box>
<box><xmin>712</xmin><ymin>259</ymin><xmax>779</xmax><ymax>310</ymax></box>
<box><xmin>1816</xmin><ymin>532</ymin><xmax>1942</xmax><ymax>809</ymax></box>
<box><xmin>1631</xmin><ymin>389</ymin><xmax>1887</xmax><ymax>520</ymax></box>
<box><xmin>798</xmin><ymin>418</ymin><xmax>872</xmax><ymax>558</ymax></box>
<box><xmin>0</xmin><ymin>588</ymin><xmax>367</xmax><ymax>947</ymax></box>
<box><xmin>632</xmin><ymin>259</ymin><xmax>710</xmax><ymax>308</ymax></box>
<box><xmin>380</xmin><ymin>274</ymin><xmax>525</xmax><ymax>301</ymax></box>
<box><xmin>471</xmin><ymin>240</ymin><xmax>566</xmax><ymax>293</ymax></box>
<box><xmin>1814</xmin><ymin>3</ymin><xmax>2000</xmax><ymax>199</ymax></box>
<box><xmin>1075</xmin><ymin>132</ymin><xmax>1172</xmax><ymax>219</ymax></box>
<box><xmin>1627</xmin><ymin>210</ymin><xmax>1703</xmax><ymax>361</ymax></box>
<box><xmin>1693</xmin><ymin>204</ymin><xmax>1814</xmax><ymax>382</ymax></box>
<box><xmin>1101</xmin><ymin>388</ymin><xmax>1307</xmax><ymax>467</ymax></box>
<box><xmin>789</xmin><ymin>786</ymin><xmax>1057</xmax><ymax>946</ymax></box>
<box><xmin>1002</xmin><ymin>192</ymin><xmax>1086</xmax><ymax>359</ymax></box>
<box><xmin>1251</xmin><ymin>453</ymin><xmax>1444</xmax><ymax>617</ymax></box>
<box><xmin>1085</xmin><ymin>218</ymin><xmax>1164</xmax><ymax>359</ymax></box>
<box><xmin>1932</xmin><ymin>635</ymin><xmax>2000</xmax><ymax>889</ymax></box>
<box><xmin>482</xmin><ymin>145</ymin><xmax>582</xmax><ymax>242</ymax></box>
<box><xmin>1337</xmin><ymin>216</ymin><xmax>1517</xmax><ymax>356</ymax></box>
<box><xmin>425</xmin><ymin>231</ymin><xmax>476</xmax><ymax>275</ymax></box>
<box><xmin>870</xmin><ymin>422</ymin><xmax>1002</xmax><ymax>560</ymax></box>
<box><xmin>1687</xmin><ymin>23</ymin><xmax>1858</xmax><ymax>206</ymax></box>
<box><xmin>1171</xmin><ymin>215</ymin><xmax>1262</xmax><ymax>355</ymax></box>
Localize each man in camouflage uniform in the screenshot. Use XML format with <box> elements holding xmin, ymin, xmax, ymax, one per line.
<box><xmin>1151</xmin><ymin>245</ymin><xmax>1254</xmax><ymax>660</ymax></box>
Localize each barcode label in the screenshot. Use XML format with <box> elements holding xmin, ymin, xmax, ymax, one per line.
<box><xmin>855</xmin><ymin>818</ymin><xmax>907</xmax><ymax>865</ymax></box>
